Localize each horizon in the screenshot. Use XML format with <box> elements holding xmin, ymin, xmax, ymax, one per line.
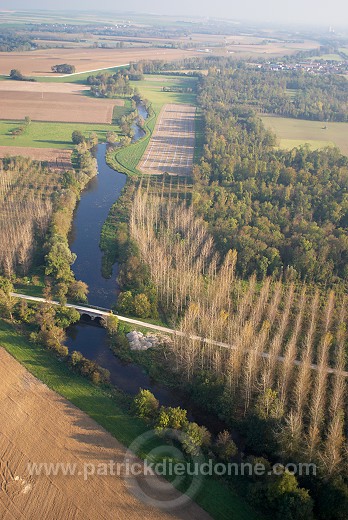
<box><xmin>1</xmin><ymin>1</ymin><xmax>348</xmax><ymax>29</ymax></box>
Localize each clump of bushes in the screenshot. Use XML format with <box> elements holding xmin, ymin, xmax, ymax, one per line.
<box><xmin>69</xmin><ymin>350</ymin><xmax>110</xmax><ymax>385</ymax></box>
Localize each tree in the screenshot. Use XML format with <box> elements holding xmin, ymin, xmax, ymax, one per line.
<box><xmin>155</xmin><ymin>406</ymin><xmax>188</xmax><ymax>433</ymax></box>
<box><xmin>72</xmin><ymin>130</ymin><xmax>85</xmax><ymax>145</ymax></box>
<box><xmin>0</xmin><ymin>277</ymin><xmax>16</xmax><ymax>320</ymax></box>
<box><xmin>106</xmin><ymin>131</ymin><xmax>118</xmax><ymax>145</ymax></box>
<box><xmin>54</xmin><ymin>306</ymin><xmax>80</xmax><ymax>329</ymax></box>
<box><xmin>68</xmin><ymin>280</ymin><xmax>89</xmax><ymax>302</ymax></box>
<box><xmin>117</xmin><ymin>291</ymin><xmax>134</xmax><ymax>314</ymax></box>
<box><xmin>37</xmin><ymin>325</ymin><xmax>67</xmax><ymax>356</ymax></box>
<box><xmin>133</xmin><ymin>389</ymin><xmax>159</xmax><ymax>419</ymax></box>
<box><xmin>133</xmin><ymin>293</ymin><xmax>151</xmax><ymax>318</ymax></box>
<box><xmin>10</xmin><ymin>69</ymin><xmax>24</xmax><ymax>80</ymax></box>
<box><xmin>45</xmin><ymin>235</ymin><xmax>76</xmax><ymax>283</ymax></box>
<box><xmin>51</xmin><ymin>64</ymin><xmax>76</xmax><ymax>74</ymax></box>
<box><xmin>182</xmin><ymin>422</ymin><xmax>211</xmax><ymax>455</ymax></box>
<box><xmin>268</xmin><ymin>471</ymin><xmax>314</xmax><ymax>520</ymax></box>
<box><xmin>88</xmin><ymin>132</ymin><xmax>99</xmax><ymax>148</ymax></box>
<box><xmin>104</xmin><ymin>314</ymin><xmax>119</xmax><ymax>335</ymax></box>
<box><xmin>215</xmin><ymin>430</ymin><xmax>238</xmax><ymax>460</ymax></box>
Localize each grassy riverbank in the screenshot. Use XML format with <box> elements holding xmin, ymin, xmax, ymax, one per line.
<box><xmin>0</xmin><ymin>318</ymin><xmax>260</xmax><ymax>520</ymax></box>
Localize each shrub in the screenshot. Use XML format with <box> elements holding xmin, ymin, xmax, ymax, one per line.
<box><xmin>133</xmin><ymin>389</ymin><xmax>159</xmax><ymax>420</ymax></box>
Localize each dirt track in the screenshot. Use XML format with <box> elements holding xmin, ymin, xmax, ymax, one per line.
<box><xmin>0</xmin><ymin>147</ymin><xmax>72</xmax><ymax>170</ymax></box>
<box><xmin>0</xmin><ymin>348</ymin><xmax>210</xmax><ymax>520</ymax></box>
<box><xmin>139</xmin><ymin>104</ymin><xmax>196</xmax><ymax>176</ymax></box>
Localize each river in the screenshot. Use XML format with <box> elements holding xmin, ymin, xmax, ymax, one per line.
<box><xmin>65</xmin><ymin>108</ymin><xmax>226</xmax><ymax>433</ymax></box>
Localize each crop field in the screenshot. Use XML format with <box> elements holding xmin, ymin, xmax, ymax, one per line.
<box><xmin>0</xmin><ymin>89</ymin><xmax>123</xmax><ymax>124</ymax></box>
<box><xmin>0</xmin><ymin>348</ymin><xmax>210</xmax><ymax>520</ymax></box>
<box><xmin>139</xmin><ymin>104</ymin><xmax>196</xmax><ymax>176</ymax></box>
<box><xmin>262</xmin><ymin>115</ymin><xmax>348</xmax><ymax>155</ymax></box>
<box><xmin>0</xmin><ymin>47</ymin><xmax>203</xmax><ymax>77</ymax></box>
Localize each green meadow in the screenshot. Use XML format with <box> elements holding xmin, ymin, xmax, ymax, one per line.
<box><xmin>262</xmin><ymin>115</ymin><xmax>348</xmax><ymax>155</ymax></box>
<box><xmin>0</xmin><ymin>120</ymin><xmax>120</xmax><ymax>149</ymax></box>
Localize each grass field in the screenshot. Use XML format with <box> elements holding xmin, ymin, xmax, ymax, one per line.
<box><xmin>0</xmin><ymin>318</ymin><xmax>260</xmax><ymax>520</ymax></box>
<box><xmin>0</xmin><ymin>120</ymin><xmax>121</xmax><ymax>149</ymax></box>
<box><xmin>109</xmin><ymin>75</ymin><xmax>198</xmax><ymax>175</ymax></box>
<box><xmin>262</xmin><ymin>115</ymin><xmax>348</xmax><ymax>155</ymax></box>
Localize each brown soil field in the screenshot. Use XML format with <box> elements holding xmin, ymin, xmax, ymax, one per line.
<box><xmin>0</xmin><ymin>146</ymin><xmax>72</xmax><ymax>170</ymax></box>
<box><xmin>0</xmin><ymin>91</ymin><xmax>123</xmax><ymax>124</ymax></box>
<box><xmin>0</xmin><ymin>48</ymin><xmax>203</xmax><ymax>77</ymax></box>
<box><xmin>139</xmin><ymin>104</ymin><xmax>196</xmax><ymax>176</ymax></box>
<box><xmin>0</xmin><ymin>81</ymin><xmax>90</xmax><ymax>94</ymax></box>
<box><xmin>0</xmin><ymin>348</ymin><xmax>210</xmax><ymax>520</ymax></box>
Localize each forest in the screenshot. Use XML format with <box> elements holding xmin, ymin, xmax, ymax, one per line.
<box><xmin>191</xmin><ymin>68</ymin><xmax>348</xmax><ymax>286</ymax></box>
<box><xmin>204</xmin><ymin>68</ymin><xmax>348</xmax><ymax>121</ymax></box>
<box><xmin>122</xmin><ymin>184</ymin><xmax>348</xmax><ymax>520</ymax></box>
<box><xmin>0</xmin><ymin>32</ymin><xmax>36</xmax><ymax>52</ymax></box>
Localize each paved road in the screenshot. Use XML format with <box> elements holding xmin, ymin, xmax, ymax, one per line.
<box><xmin>11</xmin><ymin>292</ymin><xmax>348</xmax><ymax>377</ymax></box>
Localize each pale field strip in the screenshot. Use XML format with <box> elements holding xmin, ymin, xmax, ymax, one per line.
<box><xmin>139</xmin><ymin>104</ymin><xmax>196</xmax><ymax>176</ymax></box>
<box><xmin>0</xmin><ymin>348</ymin><xmax>210</xmax><ymax>520</ymax></box>
<box><xmin>0</xmin><ymin>147</ymin><xmax>72</xmax><ymax>170</ymax></box>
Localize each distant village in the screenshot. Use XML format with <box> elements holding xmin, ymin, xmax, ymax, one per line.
<box><xmin>255</xmin><ymin>59</ymin><xmax>348</xmax><ymax>75</ymax></box>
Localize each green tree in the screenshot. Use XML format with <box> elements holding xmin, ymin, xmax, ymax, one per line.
<box><xmin>45</xmin><ymin>235</ymin><xmax>76</xmax><ymax>283</ymax></box>
<box><xmin>106</xmin><ymin>131</ymin><xmax>118</xmax><ymax>145</ymax></box>
<box><xmin>268</xmin><ymin>471</ymin><xmax>314</xmax><ymax>520</ymax></box>
<box><xmin>0</xmin><ymin>277</ymin><xmax>15</xmax><ymax>320</ymax></box>
<box><xmin>55</xmin><ymin>306</ymin><xmax>80</xmax><ymax>329</ymax></box>
<box><xmin>155</xmin><ymin>406</ymin><xmax>188</xmax><ymax>433</ymax></box>
<box><xmin>104</xmin><ymin>314</ymin><xmax>119</xmax><ymax>335</ymax></box>
<box><xmin>133</xmin><ymin>389</ymin><xmax>159</xmax><ymax>420</ymax></box>
<box><xmin>182</xmin><ymin>422</ymin><xmax>211</xmax><ymax>455</ymax></box>
<box><xmin>117</xmin><ymin>291</ymin><xmax>134</xmax><ymax>314</ymax></box>
<box><xmin>133</xmin><ymin>293</ymin><xmax>151</xmax><ymax>318</ymax></box>
<box><xmin>72</xmin><ymin>130</ymin><xmax>85</xmax><ymax>145</ymax></box>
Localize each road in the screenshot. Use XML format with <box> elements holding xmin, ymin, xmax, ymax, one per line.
<box><xmin>11</xmin><ymin>292</ymin><xmax>348</xmax><ymax>377</ymax></box>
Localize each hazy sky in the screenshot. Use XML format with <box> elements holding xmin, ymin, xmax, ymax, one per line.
<box><xmin>2</xmin><ymin>0</ymin><xmax>348</xmax><ymax>27</ymax></box>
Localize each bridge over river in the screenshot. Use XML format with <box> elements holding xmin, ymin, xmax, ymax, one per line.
<box><xmin>11</xmin><ymin>292</ymin><xmax>348</xmax><ymax>378</ymax></box>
